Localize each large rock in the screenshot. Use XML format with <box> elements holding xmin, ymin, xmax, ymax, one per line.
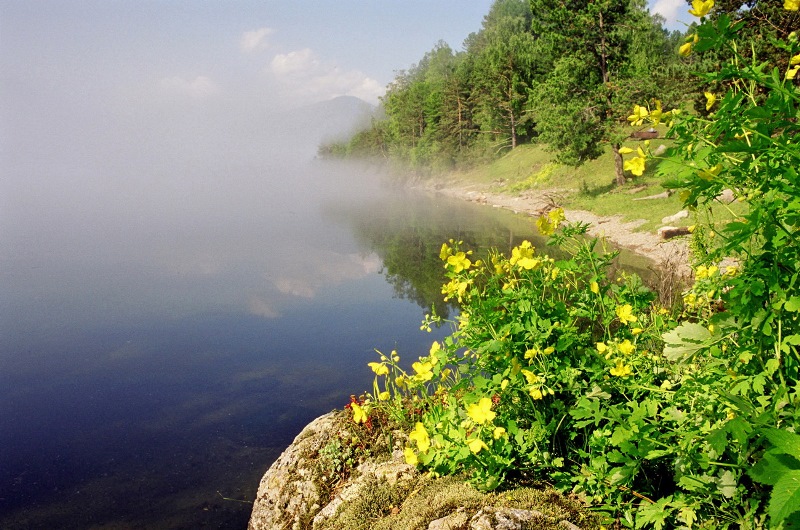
<box><xmin>249</xmin><ymin>410</ymin><xmax>600</xmax><ymax>530</ymax></box>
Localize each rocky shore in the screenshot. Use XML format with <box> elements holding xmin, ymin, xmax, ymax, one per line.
<box><xmin>248</xmin><ymin>411</ymin><xmax>600</xmax><ymax>530</ymax></box>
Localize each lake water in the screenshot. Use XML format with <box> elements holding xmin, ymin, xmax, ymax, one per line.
<box><xmin>0</xmin><ymin>159</ymin><xmax>548</xmax><ymax>528</ymax></box>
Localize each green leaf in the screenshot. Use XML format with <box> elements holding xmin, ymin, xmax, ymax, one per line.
<box><xmin>717</xmin><ymin>469</ymin><xmax>738</xmax><ymax>498</ymax></box>
<box><xmin>662</xmin><ymin>322</ymin><xmax>713</xmax><ymax>362</ymax></box>
<box><xmin>764</xmin><ymin>428</ymin><xmax>800</xmax><ymax>456</ymax></box>
<box><xmin>750</xmin><ymin>451</ymin><xmax>800</xmax><ymax>486</ymax></box>
<box><xmin>785</xmin><ymin>296</ymin><xmax>800</xmax><ymax>312</ymax></box>
<box><xmin>679</xmin><ymin>474</ymin><xmax>713</xmax><ymax>492</ymax></box>
<box><xmin>635</xmin><ymin>496</ymin><xmax>674</xmax><ymax>530</ymax></box>
<box><xmin>770</xmin><ymin>470</ymin><xmax>800</xmax><ymax>524</ymax></box>
<box><xmin>611</xmin><ymin>426</ymin><xmax>633</xmax><ymax>446</ymax></box>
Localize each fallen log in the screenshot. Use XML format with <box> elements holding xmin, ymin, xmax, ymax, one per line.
<box><xmin>658</xmin><ymin>226</ymin><xmax>691</xmax><ymax>239</ymax></box>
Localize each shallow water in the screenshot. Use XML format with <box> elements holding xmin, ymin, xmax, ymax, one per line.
<box><xmin>0</xmin><ymin>160</ymin><xmax>547</xmax><ymax>528</ymax></box>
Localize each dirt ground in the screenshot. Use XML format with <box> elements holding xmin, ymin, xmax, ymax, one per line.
<box><xmin>416</xmin><ymin>178</ymin><xmax>692</xmax><ymax>277</ymax></box>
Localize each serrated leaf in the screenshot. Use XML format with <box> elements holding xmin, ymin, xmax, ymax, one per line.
<box><xmin>770</xmin><ymin>470</ymin><xmax>800</xmax><ymax>524</ymax></box>
<box><xmin>750</xmin><ymin>451</ymin><xmax>800</xmax><ymax>486</ymax></box>
<box><xmin>611</xmin><ymin>426</ymin><xmax>633</xmax><ymax>446</ymax></box>
<box><xmin>635</xmin><ymin>496</ymin><xmax>674</xmax><ymax>530</ymax></box>
<box><xmin>662</xmin><ymin>322</ymin><xmax>713</xmax><ymax>362</ymax></box>
<box><xmin>764</xmin><ymin>428</ymin><xmax>800</xmax><ymax>456</ymax></box>
<box><xmin>678</xmin><ymin>506</ymin><xmax>697</xmax><ymax>528</ymax></box>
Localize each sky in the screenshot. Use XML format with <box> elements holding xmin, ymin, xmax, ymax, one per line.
<box><xmin>0</xmin><ymin>1</ymin><xmax>689</xmax><ymax>111</ymax></box>
<box><xmin>0</xmin><ymin>0</ymin><xmax>690</xmax><ymax>183</ymax></box>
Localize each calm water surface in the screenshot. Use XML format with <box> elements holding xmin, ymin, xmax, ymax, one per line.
<box><xmin>0</xmin><ymin>160</ymin><xmax>545</xmax><ymax>528</ymax></box>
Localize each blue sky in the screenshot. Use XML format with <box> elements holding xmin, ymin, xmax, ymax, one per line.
<box><xmin>1</xmin><ymin>0</ymin><xmax>689</xmax><ymax>112</ymax></box>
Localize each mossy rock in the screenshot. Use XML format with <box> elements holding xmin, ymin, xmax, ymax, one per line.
<box><xmin>249</xmin><ymin>410</ymin><xmax>601</xmax><ymax>530</ymax></box>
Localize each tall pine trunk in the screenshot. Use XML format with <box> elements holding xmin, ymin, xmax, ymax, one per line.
<box><xmin>612</xmin><ymin>143</ymin><xmax>625</xmax><ymax>185</ymax></box>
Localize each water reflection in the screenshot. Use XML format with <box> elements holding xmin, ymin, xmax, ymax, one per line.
<box><xmin>324</xmin><ymin>188</ymin><xmax>547</xmax><ymax>317</ymax></box>
<box><xmin>2</xmin><ymin>158</ymin><xmax>564</xmax><ymax>528</ymax></box>
<box><xmin>0</xmin><ymin>154</ymin><xmax>659</xmax><ymax>527</ymax></box>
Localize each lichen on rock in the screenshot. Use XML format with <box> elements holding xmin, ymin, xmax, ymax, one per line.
<box><xmin>249</xmin><ymin>410</ymin><xmax>601</xmax><ymax>530</ymax></box>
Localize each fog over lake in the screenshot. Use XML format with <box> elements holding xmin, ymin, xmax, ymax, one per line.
<box><xmin>0</xmin><ymin>3</ymin><xmax>555</xmax><ymax>527</ymax></box>
<box><xmin>1</xmin><ymin>66</ymin><xmax>552</xmax><ymax>526</ymax></box>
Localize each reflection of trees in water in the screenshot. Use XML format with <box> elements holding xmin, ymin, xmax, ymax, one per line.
<box><xmin>324</xmin><ymin>190</ymin><xmax>544</xmax><ymax>317</ymax></box>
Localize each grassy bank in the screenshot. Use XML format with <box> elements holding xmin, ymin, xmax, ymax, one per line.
<box><xmin>439</xmin><ymin>137</ymin><xmax>744</xmax><ymax>234</ymax></box>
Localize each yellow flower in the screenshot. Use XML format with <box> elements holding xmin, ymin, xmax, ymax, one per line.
<box><xmin>529</xmin><ymin>387</ymin><xmax>544</xmax><ymax>400</ymax></box>
<box><xmin>351</xmin><ymin>402</ymin><xmax>368</xmax><ymax>424</ymax></box>
<box><xmin>412</xmin><ymin>360</ymin><xmax>434</xmax><ymax>382</ymax></box>
<box><xmin>543</xmin><ymin>346</ymin><xmax>555</xmax><ymax>355</ymax></box>
<box><xmin>792</xmin><ymin>54</ymin><xmax>800</xmax><ymax>66</ymax></box>
<box><xmin>787</xmin><ymin>66</ymin><xmax>799</xmax><ymax>80</ymax></box>
<box><xmin>404</xmin><ymin>447</ymin><xmax>419</xmax><ymax>466</ymax></box>
<box><xmin>785</xmin><ymin>0</ymin><xmax>800</xmax><ymax>10</ymax></box>
<box><xmin>627</xmin><ymin>104</ymin><xmax>649</xmax><ymax>126</ymax></box>
<box><xmin>466</xmin><ymin>397</ymin><xmax>496</xmax><ymax>425</ymax></box>
<box><xmin>536</xmin><ymin>208</ymin><xmax>565</xmax><ymax>236</ymax></box>
<box><xmin>439</xmin><ymin>242</ymin><xmax>451</xmax><ymax>261</ymax></box>
<box><xmin>441</xmin><ymin>278</ymin><xmax>471</xmax><ymax>302</ymax></box>
<box><xmin>447</xmin><ymin>252</ymin><xmax>472</xmax><ymax>273</ymax></box>
<box><xmin>429</xmin><ymin>341</ymin><xmax>441</xmax><ymax>356</ymax></box>
<box><xmin>467</xmin><ymin>438</ymin><xmax>489</xmax><ymax>454</ymax></box>
<box><xmin>697</xmin><ymin>163</ymin><xmax>722</xmax><ymax>181</ymax></box>
<box><xmin>368</xmin><ymin>362</ymin><xmax>389</xmax><ymax>376</ymax></box>
<box><xmin>704</xmin><ymin>91</ymin><xmax>716</xmax><ymax>111</ymax></box>
<box><xmin>378</xmin><ymin>391</ymin><xmax>390</xmax><ymax>401</ymax></box>
<box><xmin>596</xmin><ymin>342</ymin><xmax>608</xmax><ymax>354</ymax></box>
<box><xmin>679</xmin><ymin>42</ymin><xmax>693</xmax><ymax>57</ymax></box>
<box><xmin>493</xmin><ymin>426</ymin><xmax>507</xmax><ymax>439</ymax></box>
<box><xmin>524</xmin><ymin>348</ymin><xmax>540</xmax><ymax>360</ymax></box>
<box><xmin>409</xmin><ymin>422</ymin><xmax>430</xmax><ymax>452</ymax></box>
<box><xmin>616</xmin><ymin>304</ymin><xmax>638</xmax><ymax>325</ymax></box>
<box><xmin>618</xmin><ymin>146</ymin><xmax>634</xmax><ymax>154</ymax></box>
<box><xmin>631</xmin><ymin>328</ymin><xmax>643</xmax><ymax>335</ymax></box>
<box><xmin>689</xmin><ymin>0</ymin><xmax>714</xmax><ymax>17</ymax></box>
<box><xmin>590</xmin><ymin>281</ymin><xmax>600</xmax><ymax>294</ymax></box>
<box><xmin>610</xmin><ymin>359</ymin><xmax>633</xmax><ymax>377</ymax></box>
<box><xmin>510</xmin><ymin>240</ymin><xmax>540</xmax><ymax>270</ymax></box>
<box><xmin>618</xmin><ymin>339</ymin><xmax>635</xmax><ymax>355</ymax></box>
<box><xmin>623</xmin><ymin>156</ymin><xmax>646</xmax><ymax>176</ymax></box>
<box><xmin>521</xmin><ymin>369</ymin><xmax>539</xmax><ymax>385</ymax></box>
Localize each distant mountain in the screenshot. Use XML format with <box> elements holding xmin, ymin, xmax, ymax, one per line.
<box><xmin>279</xmin><ymin>96</ymin><xmax>376</xmax><ymax>153</ymax></box>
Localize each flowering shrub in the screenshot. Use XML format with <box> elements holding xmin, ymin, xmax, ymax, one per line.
<box><xmin>346</xmin><ymin>1</ymin><xmax>800</xmax><ymax>527</ymax></box>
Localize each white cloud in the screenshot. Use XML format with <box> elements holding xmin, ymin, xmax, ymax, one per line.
<box><xmin>240</xmin><ymin>27</ymin><xmax>274</xmax><ymax>53</ymax></box>
<box><xmin>158</xmin><ymin>75</ymin><xmax>219</xmax><ymax>99</ymax></box>
<box><xmin>268</xmin><ymin>48</ymin><xmax>383</xmax><ymax>105</ymax></box>
<box><xmin>270</xmin><ymin>48</ymin><xmax>318</xmax><ymax>75</ymax></box>
<box><xmin>650</xmin><ymin>0</ymin><xmax>689</xmax><ymax>29</ymax></box>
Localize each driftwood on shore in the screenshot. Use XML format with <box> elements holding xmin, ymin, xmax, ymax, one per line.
<box><xmin>658</xmin><ymin>226</ymin><xmax>691</xmax><ymax>239</ymax></box>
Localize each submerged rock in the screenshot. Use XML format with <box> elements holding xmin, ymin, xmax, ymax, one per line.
<box><xmin>248</xmin><ymin>411</ymin><xmax>600</xmax><ymax>530</ymax></box>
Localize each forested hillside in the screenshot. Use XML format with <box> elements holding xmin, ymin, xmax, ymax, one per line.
<box><xmin>322</xmin><ymin>0</ymin><xmax>794</xmax><ymax>184</ymax></box>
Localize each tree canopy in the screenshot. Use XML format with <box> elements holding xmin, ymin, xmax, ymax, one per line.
<box><xmin>322</xmin><ymin>0</ymin><xmax>695</xmax><ymax>184</ymax></box>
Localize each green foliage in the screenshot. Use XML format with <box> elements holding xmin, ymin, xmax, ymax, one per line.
<box><xmin>750</xmin><ymin>429</ymin><xmax>800</xmax><ymax>528</ymax></box>
<box><xmin>326</xmin><ymin>0</ymin><xmax>691</xmax><ymax>177</ymax></box>
<box><xmin>338</xmin><ymin>2</ymin><xmax>800</xmax><ymax>529</ymax></box>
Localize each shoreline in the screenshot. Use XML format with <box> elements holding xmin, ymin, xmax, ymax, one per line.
<box><xmin>413</xmin><ymin>178</ymin><xmax>692</xmax><ymax>277</ymax></box>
